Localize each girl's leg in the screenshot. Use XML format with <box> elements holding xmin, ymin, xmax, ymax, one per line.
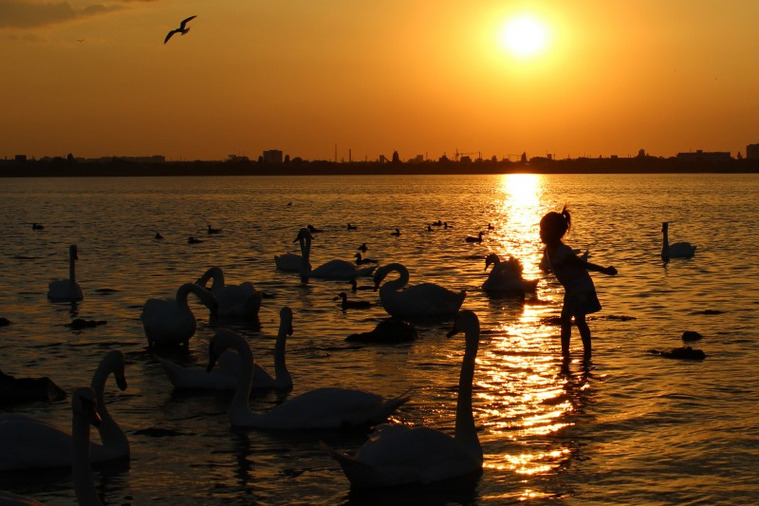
<box><xmin>575</xmin><ymin>313</ymin><xmax>591</xmax><ymax>361</ymax></box>
<box><xmin>560</xmin><ymin>304</ymin><xmax>572</xmax><ymax>359</ymax></box>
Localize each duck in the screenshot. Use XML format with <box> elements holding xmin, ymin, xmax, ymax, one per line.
<box><xmin>431</xmin><ymin>220</ymin><xmax>443</xmax><ymax>227</ymax></box>
<box><xmin>373</xmin><ymin>263</ymin><xmax>466</xmax><ymax>318</ymax></box>
<box><xmin>187</xmin><ymin>236</ymin><xmax>203</xmax><ymax>244</ymax></box>
<box><xmin>207</xmin><ymin>224</ymin><xmax>222</xmax><ymax>234</ymax></box>
<box><xmin>298</xmin><ymin>228</ymin><xmax>376</xmax><ymax>281</ymax></box>
<box><xmin>354</xmin><ymin>253</ymin><xmax>378</xmax><ymax>265</ymax></box>
<box><xmin>154</xmin><ymin>231</ymin><xmax>163</xmax><ymax>240</ymax></box>
<box><xmin>426</xmin><ymin>225</ymin><xmax>434</xmax><ymax>232</ymax></box>
<box><xmin>465</xmin><ymin>231</ymin><xmax>484</xmax><ymax>243</ymax></box>
<box><xmin>158</xmin><ymin>308</ymin><xmax>294</xmax><ymax>391</ymax></box>
<box><xmin>274</xmin><ymin>228</ymin><xmax>312</xmax><ymax>273</ymax></box>
<box><xmin>196</xmin><ymin>266</ymin><xmax>262</xmax><ymax>320</ymax></box>
<box><xmin>661</xmin><ymin>222</ymin><xmax>696</xmax><ymax>262</ymax></box>
<box><xmin>0</xmin><ymin>350</ymin><xmax>129</xmax><ymax>470</ymax></box>
<box><xmin>140</xmin><ymin>283</ymin><xmax>218</xmax><ymax>348</ymax></box>
<box><xmin>207</xmin><ymin>330</ymin><xmax>410</xmax><ymax>429</ymax></box>
<box><xmin>323</xmin><ymin>310</ymin><xmax>483</xmax><ymax>487</ymax></box>
<box><xmin>481</xmin><ymin>254</ymin><xmax>538</xmax><ymax>295</ymax></box>
<box><xmin>32</xmin><ymin>223</ymin><xmax>44</xmax><ymax>230</ymax></box>
<box><xmin>47</xmin><ymin>244</ymin><xmax>83</xmax><ymax>302</ymax></box>
<box><xmin>333</xmin><ymin>292</ymin><xmax>372</xmax><ymax>310</ymax></box>
<box><xmin>390</xmin><ymin>228</ymin><xmax>401</xmax><ymax>236</ymax></box>
<box><xmin>487</xmin><ymin>223</ymin><xmax>495</xmax><ymax>230</ymax></box>
<box><xmin>357</xmin><ymin>243</ymin><xmax>369</xmax><ymax>252</ymax></box>
<box><xmin>347</xmin><ymin>223</ymin><xmax>357</xmax><ymax>230</ymax></box>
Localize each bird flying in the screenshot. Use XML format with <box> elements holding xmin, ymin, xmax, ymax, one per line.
<box><xmin>164</xmin><ymin>15</ymin><xmax>197</xmax><ymax>44</ymax></box>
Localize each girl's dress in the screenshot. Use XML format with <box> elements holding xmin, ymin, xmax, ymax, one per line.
<box><xmin>545</xmin><ymin>244</ymin><xmax>601</xmax><ymax>316</ymax></box>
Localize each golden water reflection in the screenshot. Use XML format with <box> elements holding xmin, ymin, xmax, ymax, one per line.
<box><xmin>477</xmin><ymin>173</ymin><xmax>589</xmax><ymax>485</ymax></box>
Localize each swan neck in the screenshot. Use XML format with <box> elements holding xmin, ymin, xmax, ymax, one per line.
<box><xmin>229</xmin><ymin>337</ymin><xmax>254</xmax><ymax>416</ymax></box>
<box><xmin>69</xmin><ymin>250</ymin><xmax>77</xmax><ymax>283</ymax></box>
<box><xmin>273</xmin><ymin>319</ymin><xmax>291</xmax><ymax>385</ymax></box>
<box><xmin>72</xmin><ymin>410</ymin><xmax>102</xmax><ymax>506</ymax></box>
<box><xmin>90</xmin><ymin>353</ymin><xmax>129</xmax><ymax>452</ymax></box>
<box><xmin>454</xmin><ymin>329</ymin><xmax>481</xmax><ymax>461</ymax></box>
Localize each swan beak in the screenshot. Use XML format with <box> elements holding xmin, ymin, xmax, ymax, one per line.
<box><xmin>82</xmin><ymin>397</ymin><xmax>103</xmax><ymax>428</ymax></box>
<box><xmin>332</xmin><ymin>297</ymin><xmax>339</xmax><ymax>302</ymax></box>
<box><xmin>207</xmin><ymin>353</ymin><xmax>219</xmax><ymax>373</ymax></box>
<box><xmin>116</xmin><ymin>374</ymin><xmax>128</xmax><ymax>392</ymax></box>
<box><xmin>446</xmin><ymin>323</ymin><xmax>460</xmax><ymax>338</ymax></box>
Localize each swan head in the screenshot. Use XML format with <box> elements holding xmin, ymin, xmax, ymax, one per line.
<box><xmin>662</xmin><ymin>222</ymin><xmax>669</xmax><ymax>232</ymax></box>
<box><xmin>207</xmin><ymin>329</ymin><xmax>245</xmax><ymax>372</ymax></box>
<box><xmin>70</xmin><ymin>244</ymin><xmax>79</xmax><ymax>260</ymax></box>
<box><xmin>72</xmin><ymin>387</ymin><xmax>102</xmax><ymax>428</ymax></box>
<box><xmin>280</xmin><ymin>306</ymin><xmax>294</xmax><ymax>335</ymax></box>
<box><xmin>446</xmin><ymin>310</ymin><xmax>480</xmax><ymax>339</ymax></box>
<box><xmin>333</xmin><ymin>292</ymin><xmax>348</xmax><ymax>302</ymax></box>
<box><xmin>484</xmin><ymin>253</ymin><xmax>500</xmax><ymax>271</ymax></box>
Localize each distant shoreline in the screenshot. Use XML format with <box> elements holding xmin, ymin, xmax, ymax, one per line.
<box><xmin>2</xmin><ymin>157</ymin><xmax>758</xmax><ymax>177</ymax></box>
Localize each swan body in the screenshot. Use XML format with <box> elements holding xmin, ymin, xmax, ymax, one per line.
<box><xmin>196</xmin><ymin>266</ymin><xmax>262</xmax><ymax>320</ymax></box>
<box><xmin>373</xmin><ymin>263</ymin><xmax>465</xmax><ymax>318</ymax></box>
<box><xmin>208</xmin><ymin>330</ymin><xmax>410</xmax><ymax>429</ymax></box>
<box><xmin>661</xmin><ymin>222</ymin><xmax>696</xmax><ymax>261</ymax></box>
<box><xmin>0</xmin><ymin>351</ymin><xmax>129</xmax><ymax>470</ymax></box>
<box><xmin>140</xmin><ymin>283</ymin><xmax>218</xmax><ymax>347</ymax></box>
<box><xmin>47</xmin><ymin>244</ymin><xmax>83</xmax><ymax>301</ymax></box>
<box><xmin>159</xmin><ymin>308</ymin><xmax>294</xmax><ymax>391</ymax></box>
<box><xmin>324</xmin><ymin>310</ymin><xmax>482</xmax><ymax>487</ymax></box>
<box><xmin>298</xmin><ymin>229</ymin><xmax>375</xmax><ymax>280</ymax></box>
<box><xmin>481</xmin><ymin>254</ymin><xmax>538</xmax><ymax>295</ymax></box>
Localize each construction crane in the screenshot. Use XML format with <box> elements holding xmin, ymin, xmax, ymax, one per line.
<box><xmin>454</xmin><ymin>149</ymin><xmax>482</xmax><ymax>162</ymax></box>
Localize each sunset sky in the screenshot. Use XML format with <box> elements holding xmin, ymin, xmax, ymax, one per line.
<box><xmin>2</xmin><ymin>0</ymin><xmax>758</xmax><ymax>161</ymax></box>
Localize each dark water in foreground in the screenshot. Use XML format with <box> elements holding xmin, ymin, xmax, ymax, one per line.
<box><xmin>1</xmin><ymin>173</ymin><xmax>758</xmax><ymax>505</ymax></box>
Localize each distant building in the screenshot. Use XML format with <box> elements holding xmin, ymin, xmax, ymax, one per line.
<box><xmin>262</xmin><ymin>150</ymin><xmax>283</xmax><ymax>164</ymax></box>
<box><xmin>676</xmin><ymin>150</ymin><xmax>732</xmax><ymax>162</ymax></box>
<box><xmin>226</xmin><ymin>154</ymin><xmax>250</xmax><ymax>163</ymax></box>
<box><xmin>14</xmin><ymin>155</ymin><xmax>27</xmax><ymax>163</ymax></box>
<box><xmin>747</xmin><ymin>144</ymin><xmax>759</xmax><ymax>160</ymax></box>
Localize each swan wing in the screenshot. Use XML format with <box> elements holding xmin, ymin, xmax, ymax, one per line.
<box><xmin>140</xmin><ymin>298</ymin><xmax>196</xmax><ymax>345</ymax></box>
<box><xmin>0</xmin><ymin>416</ymin><xmax>76</xmax><ymax>470</ymax></box>
<box><xmin>275</xmin><ymin>253</ymin><xmax>307</xmax><ymax>272</ymax></box>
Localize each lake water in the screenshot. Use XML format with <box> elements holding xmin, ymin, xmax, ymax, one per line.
<box><xmin>1</xmin><ymin>173</ymin><xmax>758</xmax><ymax>505</ymax></box>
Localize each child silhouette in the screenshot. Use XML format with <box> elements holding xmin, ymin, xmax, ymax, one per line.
<box><xmin>540</xmin><ymin>206</ymin><xmax>617</xmax><ymax>362</ymax></box>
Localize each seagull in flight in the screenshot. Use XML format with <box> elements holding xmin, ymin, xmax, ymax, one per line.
<box><xmin>164</xmin><ymin>15</ymin><xmax>197</xmax><ymax>44</ymax></box>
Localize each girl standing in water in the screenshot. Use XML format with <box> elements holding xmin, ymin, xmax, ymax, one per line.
<box><xmin>540</xmin><ymin>207</ymin><xmax>617</xmax><ymax>362</ymax></box>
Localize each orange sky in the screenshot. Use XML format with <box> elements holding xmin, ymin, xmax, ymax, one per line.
<box><xmin>2</xmin><ymin>0</ymin><xmax>758</xmax><ymax>161</ymax></box>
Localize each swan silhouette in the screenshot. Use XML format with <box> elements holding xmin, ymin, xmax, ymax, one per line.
<box><xmin>158</xmin><ymin>308</ymin><xmax>294</xmax><ymax>391</ymax></box>
<box><xmin>207</xmin><ymin>330</ymin><xmax>410</xmax><ymax>429</ymax></box>
<box><xmin>0</xmin><ymin>350</ymin><xmax>129</xmax><ymax>470</ymax></box>
<box><xmin>207</xmin><ymin>224</ymin><xmax>221</xmax><ymax>234</ymax></box>
<box><xmin>274</xmin><ymin>229</ymin><xmax>312</xmax><ymax>273</ymax></box>
<box><xmin>323</xmin><ymin>310</ymin><xmax>483</xmax><ymax>487</ymax></box>
<box><xmin>47</xmin><ymin>244</ymin><xmax>83</xmax><ymax>302</ymax></box>
<box><xmin>140</xmin><ymin>283</ymin><xmax>218</xmax><ymax>347</ymax></box>
<box><xmin>298</xmin><ymin>228</ymin><xmax>376</xmax><ymax>281</ymax></box>
<box><xmin>661</xmin><ymin>222</ymin><xmax>696</xmax><ymax>261</ymax></box>
<box><xmin>196</xmin><ymin>266</ymin><xmax>262</xmax><ymax>320</ymax></box>
<box><xmin>164</xmin><ymin>15</ymin><xmax>196</xmax><ymax>44</ymax></box>
<box><xmin>373</xmin><ymin>263</ymin><xmax>465</xmax><ymax>318</ymax></box>
<box><xmin>481</xmin><ymin>254</ymin><xmax>538</xmax><ymax>295</ymax></box>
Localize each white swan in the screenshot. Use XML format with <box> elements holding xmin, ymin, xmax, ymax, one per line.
<box><xmin>47</xmin><ymin>244</ymin><xmax>83</xmax><ymax>301</ymax></box>
<box><xmin>196</xmin><ymin>266</ymin><xmax>262</xmax><ymax>320</ymax></box>
<box><xmin>274</xmin><ymin>229</ymin><xmax>311</xmax><ymax>273</ymax></box>
<box><xmin>298</xmin><ymin>228</ymin><xmax>376</xmax><ymax>281</ymax></box>
<box><xmin>140</xmin><ymin>283</ymin><xmax>218</xmax><ymax>347</ymax></box>
<box><xmin>661</xmin><ymin>222</ymin><xmax>696</xmax><ymax>261</ymax></box>
<box><xmin>158</xmin><ymin>308</ymin><xmax>294</xmax><ymax>391</ymax></box>
<box><xmin>324</xmin><ymin>310</ymin><xmax>483</xmax><ymax>487</ymax></box>
<box><xmin>0</xmin><ymin>387</ymin><xmax>105</xmax><ymax>506</ymax></box>
<box><xmin>0</xmin><ymin>350</ymin><xmax>129</xmax><ymax>470</ymax></box>
<box><xmin>208</xmin><ymin>330</ymin><xmax>410</xmax><ymax>429</ymax></box>
<box><xmin>373</xmin><ymin>263</ymin><xmax>466</xmax><ymax>318</ymax></box>
<box><xmin>481</xmin><ymin>254</ymin><xmax>538</xmax><ymax>295</ymax></box>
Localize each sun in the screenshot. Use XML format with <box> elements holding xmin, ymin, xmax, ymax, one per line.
<box><xmin>498</xmin><ymin>14</ymin><xmax>550</xmax><ymax>59</ymax></box>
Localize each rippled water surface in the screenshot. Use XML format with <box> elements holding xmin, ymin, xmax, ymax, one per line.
<box><xmin>1</xmin><ymin>173</ymin><xmax>758</xmax><ymax>505</ymax></box>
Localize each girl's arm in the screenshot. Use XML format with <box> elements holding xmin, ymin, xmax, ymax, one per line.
<box><xmin>565</xmin><ymin>251</ymin><xmax>617</xmax><ymax>275</ymax></box>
